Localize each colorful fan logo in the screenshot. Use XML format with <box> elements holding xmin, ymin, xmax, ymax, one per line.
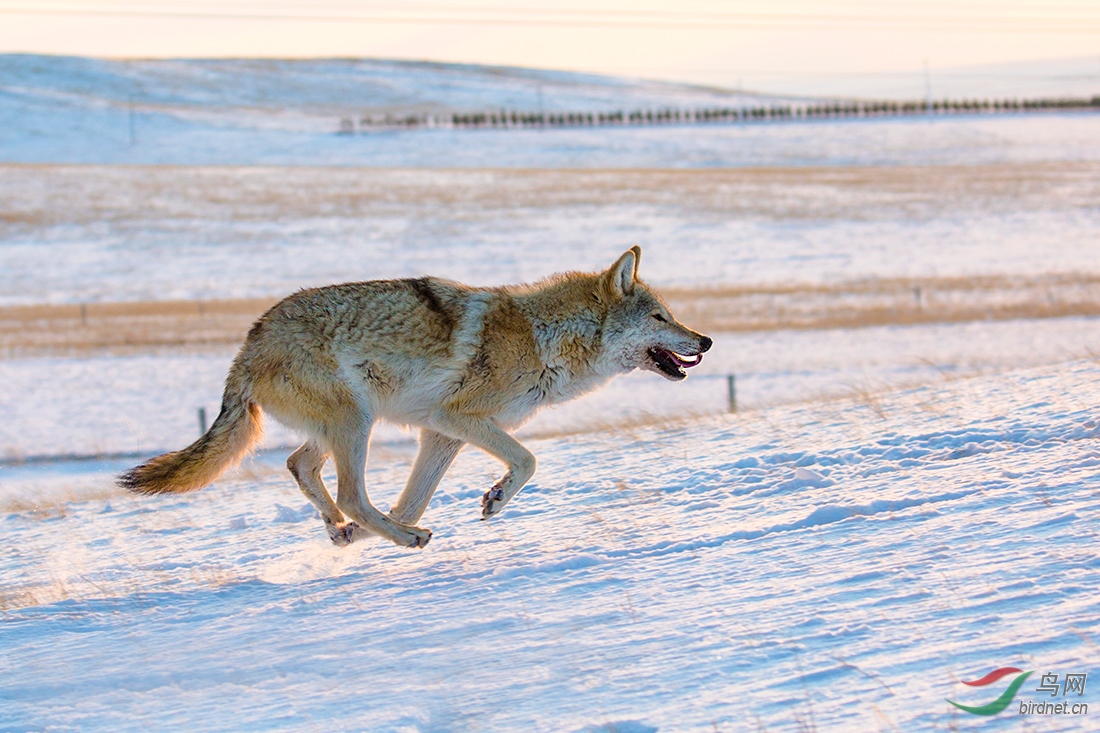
<box><xmin>946</xmin><ymin>667</ymin><xmax>1034</xmax><ymax>715</ymax></box>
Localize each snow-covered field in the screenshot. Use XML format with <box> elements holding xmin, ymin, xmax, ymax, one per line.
<box><xmin>1</xmin><ymin>56</ymin><xmax>1099</xmax><ymax>731</ymax></box>
<box><xmin>2</xmin><ymin>55</ymin><xmax>1099</xmax><ymax>168</ymax></box>
<box><xmin>5</xmin><ymin>107</ymin><xmax>1100</xmax><ymax>169</ymax></box>
<box><xmin>3</xmin><ymin>358</ymin><xmax>1099</xmax><ymax>731</ymax></box>
<box><xmin>3</xmin><ymin>313</ymin><xmax>1100</xmax><ymax>466</ymax></box>
<box><xmin>2</xmin><ymin>163</ymin><xmax>1099</xmax><ymax>306</ymax></box>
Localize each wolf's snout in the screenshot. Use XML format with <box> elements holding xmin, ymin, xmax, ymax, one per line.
<box><xmin>699</xmin><ymin>336</ymin><xmax>713</xmax><ymax>353</ymax></box>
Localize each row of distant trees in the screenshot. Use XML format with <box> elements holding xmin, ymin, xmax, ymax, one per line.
<box><xmin>338</xmin><ymin>96</ymin><xmax>1100</xmax><ymax>133</ymax></box>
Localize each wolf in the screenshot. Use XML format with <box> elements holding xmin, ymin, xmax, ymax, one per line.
<box><xmin>119</xmin><ymin>247</ymin><xmax>711</xmax><ymax>548</ymax></box>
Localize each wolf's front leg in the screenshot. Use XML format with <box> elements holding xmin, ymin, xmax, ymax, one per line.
<box><xmin>477</xmin><ymin>451</ymin><xmax>536</xmax><ymax>519</ymax></box>
<box><xmin>389</xmin><ymin>429</ymin><xmax>465</xmax><ymax>525</ymax></box>
<box><xmin>430</xmin><ymin>411</ymin><xmax>536</xmax><ymax>519</ymax></box>
<box><xmin>480</xmin><ymin>468</ymin><xmax>531</xmax><ymax>519</ymax></box>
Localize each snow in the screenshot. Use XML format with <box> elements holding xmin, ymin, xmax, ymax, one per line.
<box><xmin>1</xmin><ymin>55</ymin><xmax>1099</xmax><ymax>731</ymax></box>
<box><xmin>0</xmin><ymin>54</ymin><xmax>792</xmax><ymax>118</ymax></box>
<box><xmin>0</xmin><ymin>53</ymin><xmax>799</xmax><ymax>167</ymax></box>
<box><xmin>4</xmin><ymin>107</ymin><xmax>1098</xmax><ymax>169</ymax></box>
<box><xmin>2</xmin><ymin>164</ymin><xmax>1099</xmax><ymax>306</ymax></box>
<box><xmin>2</xmin><ymin>55</ymin><xmax>1099</xmax><ymax>168</ymax></box>
<box><xmin>3</xmin><ymin>314</ymin><xmax>1099</xmax><ymax>468</ymax></box>
<box><xmin>3</xmin><ymin>359</ymin><xmax>1098</xmax><ymax>731</ymax></box>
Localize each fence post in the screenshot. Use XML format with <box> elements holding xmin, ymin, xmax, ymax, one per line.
<box><xmin>727</xmin><ymin>374</ymin><xmax>737</xmax><ymax>413</ymax></box>
<box><xmin>198</xmin><ymin>407</ymin><xmax>208</xmax><ymax>436</ymax></box>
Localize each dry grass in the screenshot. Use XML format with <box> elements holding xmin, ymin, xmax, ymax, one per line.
<box><xmin>3</xmin><ymin>273</ymin><xmax>1099</xmax><ymax>357</ymax></box>
<box><xmin>662</xmin><ymin>272</ymin><xmax>1100</xmax><ymax>333</ymax></box>
<box><xmin>0</xmin><ymin>297</ymin><xmax>276</xmax><ymax>356</ymax></box>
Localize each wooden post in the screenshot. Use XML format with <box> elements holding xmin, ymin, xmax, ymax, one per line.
<box><xmin>198</xmin><ymin>407</ymin><xmax>208</xmax><ymax>436</ymax></box>
<box><xmin>727</xmin><ymin>375</ymin><xmax>737</xmax><ymax>413</ymax></box>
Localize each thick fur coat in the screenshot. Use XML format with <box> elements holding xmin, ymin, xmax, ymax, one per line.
<box><xmin>119</xmin><ymin>247</ymin><xmax>711</xmax><ymax>548</ymax></box>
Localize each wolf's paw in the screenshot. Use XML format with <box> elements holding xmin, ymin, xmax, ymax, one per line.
<box><xmin>326</xmin><ymin>519</ymin><xmax>360</xmax><ymax>547</ymax></box>
<box><xmin>481</xmin><ymin>485</ymin><xmax>506</xmax><ymax>519</ymax></box>
<box><xmin>395</xmin><ymin>524</ymin><xmax>432</xmax><ymax>549</ymax></box>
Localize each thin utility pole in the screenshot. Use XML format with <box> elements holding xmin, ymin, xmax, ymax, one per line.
<box><xmin>923</xmin><ymin>60</ymin><xmax>932</xmax><ymax>115</ymax></box>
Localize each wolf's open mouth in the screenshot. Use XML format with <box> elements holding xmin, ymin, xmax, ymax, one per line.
<box><xmin>647</xmin><ymin>347</ymin><xmax>702</xmax><ymax>380</ymax></box>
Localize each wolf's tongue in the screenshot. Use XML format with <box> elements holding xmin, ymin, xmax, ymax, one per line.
<box><xmin>674</xmin><ymin>353</ymin><xmax>702</xmax><ymax>368</ymax></box>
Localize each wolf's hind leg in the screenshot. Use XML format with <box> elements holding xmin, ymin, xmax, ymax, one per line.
<box><xmin>430</xmin><ymin>412</ymin><xmax>535</xmax><ymax>520</ymax></box>
<box><xmin>389</xmin><ymin>429</ymin><xmax>464</xmax><ymax>525</ymax></box>
<box><xmin>287</xmin><ymin>441</ymin><xmax>360</xmax><ymax>546</ymax></box>
<box><xmin>332</xmin><ymin>416</ymin><xmax>433</xmax><ymax>549</ymax></box>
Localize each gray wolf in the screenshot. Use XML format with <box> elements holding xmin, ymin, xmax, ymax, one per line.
<box><xmin>118</xmin><ymin>247</ymin><xmax>711</xmax><ymax>548</ymax></box>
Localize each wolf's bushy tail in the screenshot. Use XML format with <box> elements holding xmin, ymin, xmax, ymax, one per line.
<box><xmin>118</xmin><ymin>367</ymin><xmax>262</xmax><ymax>495</ymax></box>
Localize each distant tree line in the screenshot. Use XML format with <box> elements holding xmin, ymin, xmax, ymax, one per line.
<box><xmin>337</xmin><ymin>95</ymin><xmax>1100</xmax><ymax>134</ymax></box>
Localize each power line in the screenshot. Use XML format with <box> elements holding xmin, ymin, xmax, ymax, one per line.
<box><xmin>18</xmin><ymin>0</ymin><xmax>1099</xmax><ymax>21</ymax></box>
<box><xmin>597</xmin><ymin>68</ymin><xmax>1100</xmax><ymax>78</ymax></box>
<box><xmin>111</xmin><ymin>0</ymin><xmax>1097</xmax><ymax>11</ymax></box>
<box><xmin>1</xmin><ymin>4</ymin><xmax>1099</xmax><ymax>33</ymax></box>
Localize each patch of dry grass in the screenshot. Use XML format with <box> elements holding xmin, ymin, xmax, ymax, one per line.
<box><xmin>3</xmin><ymin>273</ymin><xmax>1098</xmax><ymax>357</ymax></box>
<box><xmin>663</xmin><ymin>272</ymin><xmax>1100</xmax><ymax>333</ymax></box>
<box><xmin>0</xmin><ymin>297</ymin><xmax>276</xmax><ymax>356</ymax></box>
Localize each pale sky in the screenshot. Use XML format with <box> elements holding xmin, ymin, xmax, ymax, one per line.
<box><xmin>1</xmin><ymin>1</ymin><xmax>1098</xmax><ymax>94</ymax></box>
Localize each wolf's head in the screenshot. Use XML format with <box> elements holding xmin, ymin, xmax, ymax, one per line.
<box><xmin>599</xmin><ymin>246</ymin><xmax>712</xmax><ymax>381</ymax></box>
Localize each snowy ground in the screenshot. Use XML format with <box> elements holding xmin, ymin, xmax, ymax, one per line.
<box><xmin>2</xmin><ymin>55</ymin><xmax>1099</xmax><ymax>731</ymax></box>
<box><xmin>3</xmin><ymin>313</ymin><xmax>1100</xmax><ymax>465</ymax></box>
<box><xmin>5</xmin><ymin>107</ymin><xmax>1099</xmax><ymax>169</ymax></box>
<box><xmin>2</xmin><ymin>163</ymin><xmax>1098</xmax><ymax>306</ymax></box>
<box><xmin>3</xmin><ymin>358</ymin><xmax>1098</xmax><ymax>731</ymax></box>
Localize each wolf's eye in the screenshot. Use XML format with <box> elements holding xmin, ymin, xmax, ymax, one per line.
<box><xmin>651</xmin><ymin>312</ymin><xmax>668</xmax><ymax>323</ymax></box>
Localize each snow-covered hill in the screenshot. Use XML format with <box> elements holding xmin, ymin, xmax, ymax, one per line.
<box><xmin>2</xmin><ymin>54</ymin><xmax>1097</xmax><ymax>167</ymax></box>
<box><xmin>0</xmin><ymin>54</ymin><xmax>788</xmax><ymax>166</ymax></box>
<box><xmin>0</xmin><ymin>54</ymin><xmax>784</xmax><ymax>117</ymax></box>
<box><xmin>2</xmin><ymin>358</ymin><xmax>1097</xmax><ymax>731</ymax></box>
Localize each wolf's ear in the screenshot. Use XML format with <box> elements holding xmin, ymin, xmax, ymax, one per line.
<box><xmin>605</xmin><ymin>246</ymin><xmax>641</xmax><ymax>298</ymax></box>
